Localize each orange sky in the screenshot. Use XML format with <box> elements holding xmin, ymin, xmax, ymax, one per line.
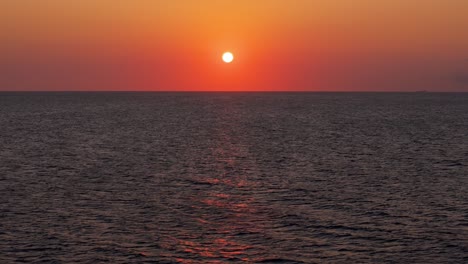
<box><xmin>1</xmin><ymin>0</ymin><xmax>468</xmax><ymax>91</ymax></box>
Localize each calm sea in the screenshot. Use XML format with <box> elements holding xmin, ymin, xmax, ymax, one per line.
<box><xmin>0</xmin><ymin>92</ymin><xmax>467</xmax><ymax>263</ymax></box>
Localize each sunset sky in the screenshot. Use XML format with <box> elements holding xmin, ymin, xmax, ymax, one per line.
<box><xmin>1</xmin><ymin>0</ymin><xmax>468</xmax><ymax>91</ymax></box>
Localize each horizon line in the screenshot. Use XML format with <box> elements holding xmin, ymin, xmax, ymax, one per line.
<box><xmin>0</xmin><ymin>90</ymin><xmax>467</xmax><ymax>93</ymax></box>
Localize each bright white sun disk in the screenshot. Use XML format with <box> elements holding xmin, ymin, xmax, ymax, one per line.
<box><xmin>222</xmin><ymin>52</ymin><xmax>234</xmax><ymax>63</ymax></box>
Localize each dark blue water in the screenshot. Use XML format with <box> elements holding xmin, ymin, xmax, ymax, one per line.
<box><xmin>0</xmin><ymin>92</ymin><xmax>467</xmax><ymax>263</ymax></box>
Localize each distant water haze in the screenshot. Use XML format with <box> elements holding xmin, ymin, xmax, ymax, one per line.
<box><xmin>0</xmin><ymin>92</ymin><xmax>467</xmax><ymax>263</ymax></box>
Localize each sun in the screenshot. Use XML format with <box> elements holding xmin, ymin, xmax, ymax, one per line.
<box><xmin>222</xmin><ymin>52</ymin><xmax>234</xmax><ymax>63</ymax></box>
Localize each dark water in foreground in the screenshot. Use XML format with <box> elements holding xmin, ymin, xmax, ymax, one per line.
<box><xmin>0</xmin><ymin>92</ymin><xmax>467</xmax><ymax>263</ymax></box>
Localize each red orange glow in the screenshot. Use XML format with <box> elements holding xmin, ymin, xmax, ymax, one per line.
<box><xmin>1</xmin><ymin>1</ymin><xmax>467</xmax><ymax>91</ymax></box>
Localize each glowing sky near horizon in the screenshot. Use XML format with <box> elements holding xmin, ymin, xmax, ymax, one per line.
<box><xmin>1</xmin><ymin>0</ymin><xmax>467</xmax><ymax>91</ymax></box>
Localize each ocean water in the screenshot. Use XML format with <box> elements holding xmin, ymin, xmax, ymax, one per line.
<box><xmin>0</xmin><ymin>92</ymin><xmax>467</xmax><ymax>263</ymax></box>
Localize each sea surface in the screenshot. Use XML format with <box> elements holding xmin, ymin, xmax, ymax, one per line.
<box><xmin>0</xmin><ymin>92</ymin><xmax>467</xmax><ymax>263</ymax></box>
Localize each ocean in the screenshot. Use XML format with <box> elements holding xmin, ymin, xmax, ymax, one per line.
<box><xmin>0</xmin><ymin>92</ymin><xmax>467</xmax><ymax>263</ymax></box>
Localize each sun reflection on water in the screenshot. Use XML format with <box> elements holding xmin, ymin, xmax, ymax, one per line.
<box><xmin>171</xmin><ymin>103</ymin><xmax>264</xmax><ymax>263</ymax></box>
